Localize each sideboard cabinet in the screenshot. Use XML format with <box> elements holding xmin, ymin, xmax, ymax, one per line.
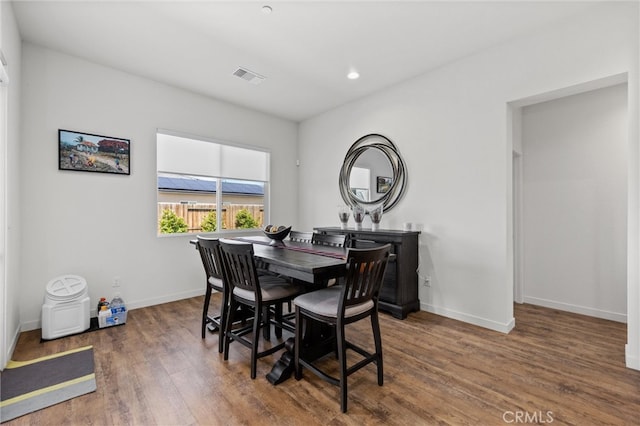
<box><xmin>313</xmin><ymin>227</ymin><xmax>420</xmax><ymax>319</ymax></box>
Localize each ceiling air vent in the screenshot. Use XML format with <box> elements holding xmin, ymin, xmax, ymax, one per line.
<box><xmin>232</xmin><ymin>67</ymin><xmax>266</xmax><ymax>85</ymax></box>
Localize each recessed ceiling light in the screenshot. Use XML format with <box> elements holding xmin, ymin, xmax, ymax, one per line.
<box><xmin>262</xmin><ymin>5</ymin><xmax>273</xmax><ymax>14</ymax></box>
<box><xmin>347</xmin><ymin>71</ymin><xmax>360</xmax><ymax>80</ymax></box>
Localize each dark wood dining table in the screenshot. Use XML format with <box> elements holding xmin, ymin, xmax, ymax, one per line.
<box><xmin>191</xmin><ymin>235</ymin><xmax>348</xmax><ymax>384</ymax></box>
<box><xmin>234</xmin><ymin>235</ymin><xmax>347</xmax><ymax>283</ymax></box>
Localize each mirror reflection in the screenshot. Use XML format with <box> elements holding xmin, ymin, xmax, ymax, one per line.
<box><xmin>348</xmin><ymin>148</ymin><xmax>393</xmax><ymax>202</ymax></box>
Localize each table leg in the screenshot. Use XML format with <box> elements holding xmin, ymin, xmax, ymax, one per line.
<box><xmin>266</xmin><ymin>318</ymin><xmax>334</xmax><ymax>385</ymax></box>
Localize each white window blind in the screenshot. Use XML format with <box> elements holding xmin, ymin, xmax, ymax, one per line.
<box><xmin>220</xmin><ymin>145</ymin><xmax>268</xmax><ymax>181</ymax></box>
<box><xmin>350</xmin><ymin>166</ymin><xmax>370</xmax><ymax>191</ymax></box>
<box><xmin>157</xmin><ymin>132</ymin><xmax>268</xmax><ymax>181</ymax></box>
<box><xmin>157</xmin><ymin>133</ymin><xmax>220</xmax><ymax>176</ymax></box>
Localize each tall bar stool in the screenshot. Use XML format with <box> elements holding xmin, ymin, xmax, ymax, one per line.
<box><xmin>196</xmin><ymin>236</ymin><xmax>227</xmax><ymax>353</ymax></box>
<box><xmin>288</xmin><ymin>230</ymin><xmax>313</xmax><ymax>243</ymax></box>
<box><xmin>294</xmin><ymin>244</ymin><xmax>391</xmax><ymax>412</ymax></box>
<box><xmin>311</xmin><ymin>232</ymin><xmax>346</xmax><ymax>247</ymax></box>
<box><xmin>311</xmin><ymin>233</ymin><xmax>346</xmax><ymax>286</ymax></box>
<box><xmin>219</xmin><ymin>240</ymin><xmax>305</xmax><ymax>379</ymax></box>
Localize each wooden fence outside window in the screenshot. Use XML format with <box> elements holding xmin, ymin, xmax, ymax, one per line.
<box><xmin>158</xmin><ymin>203</ymin><xmax>264</xmax><ymax>233</ymax></box>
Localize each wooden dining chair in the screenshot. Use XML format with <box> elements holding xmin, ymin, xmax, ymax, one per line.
<box><xmin>293</xmin><ymin>244</ymin><xmax>391</xmax><ymax>413</ymax></box>
<box><xmin>288</xmin><ymin>230</ymin><xmax>313</xmax><ymax>243</ymax></box>
<box><xmin>311</xmin><ymin>232</ymin><xmax>346</xmax><ymax>247</ymax></box>
<box><xmin>196</xmin><ymin>236</ymin><xmax>227</xmax><ymax>352</ymax></box>
<box><xmin>311</xmin><ymin>233</ymin><xmax>347</xmax><ymax>286</ymax></box>
<box><xmin>219</xmin><ymin>240</ymin><xmax>305</xmax><ymax>379</ymax></box>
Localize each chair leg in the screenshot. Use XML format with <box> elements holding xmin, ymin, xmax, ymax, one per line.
<box><xmin>223</xmin><ymin>298</ymin><xmax>236</xmax><ymax>361</ymax></box>
<box><xmin>337</xmin><ymin>321</ymin><xmax>348</xmax><ymax>413</ymax></box>
<box><xmin>274</xmin><ymin>304</ymin><xmax>283</xmax><ymax>339</ymax></box>
<box><xmin>217</xmin><ymin>292</ymin><xmax>228</xmax><ymax>354</ymax></box>
<box><xmin>262</xmin><ymin>306</ymin><xmax>271</xmax><ymax>340</ymax></box>
<box><xmin>250</xmin><ymin>307</ymin><xmax>262</xmax><ymax>379</ymax></box>
<box><xmin>202</xmin><ymin>286</ymin><xmax>212</xmax><ymax>339</ymax></box>
<box><xmin>294</xmin><ymin>307</ymin><xmax>303</xmax><ymax>380</ymax></box>
<box><xmin>371</xmin><ymin>312</ymin><xmax>384</xmax><ymax>386</ymax></box>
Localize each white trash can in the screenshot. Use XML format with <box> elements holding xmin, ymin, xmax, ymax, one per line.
<box><xmin>41</xmin><ymin>275</ymin><xmax>90</xmax><ymax>340</ymax></box>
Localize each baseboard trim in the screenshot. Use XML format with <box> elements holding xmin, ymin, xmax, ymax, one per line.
<box><xmin>114</xmin><ymin>288</ymin><xmax>204</xmax><ymax>312</ymax></box>
<box><xmin>524</xmin><ymin>296</ymin><xmax>627</xmax><ymax>323</ymax></box>
<box><xmin>3</xmin><ymin>322</ymin><xmax>21</xmax><ymax>369</ymax></box>
<box><xmin>626</xmin><ymin>344</ymin><xmax>640</xmax><ymax>370</ymax></box>
<box><xmin>19</xmin><ymin>288</ymin><xmax>205</xmax><ymax>332</ymax></box>
<box><xmin>421</xmin><ymin>302</ymin><xmax>515</xmax><ymax>334</ymax></box>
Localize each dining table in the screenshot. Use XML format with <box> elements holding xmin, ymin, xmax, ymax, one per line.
<box><xmin>233</xmin><ymin>235</ymin><xmax>347</xmax><ymax>285</ymax></box>
<box><xmin>191</xmin><ymin>234</ymin><xmax>349</xmax><ymax>384</ymax></box>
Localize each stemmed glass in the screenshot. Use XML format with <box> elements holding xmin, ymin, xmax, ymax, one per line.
<box><xmin>352</xmin><ymin>205</ymin><xmax>365</xmax><ymax>231</ymax></box>
<box><xmin>338</xmin><ymin>205</ymin><xmax>350</xmax><ymax>230</ymax></box>
<box><xmin>368</xmin><ymin>204</ymin><xmax>383</xmax><ymax>231</ymax></box>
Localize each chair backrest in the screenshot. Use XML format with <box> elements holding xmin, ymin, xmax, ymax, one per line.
<box><xmin>197</xmin><ymin>236</ymin><xmax>224</xmax><ymax>284</ymax></box>
<box><xmin>289</xmin><ymin>230</ymin><xmax>313</xmax><ymax>243</ymax></box>
<box><xmin>312</xmin><ymin>233</ymin><xmax>346</xmax><ymax>248</ymax></box>
<box><xmin>340</xmin><ymin>244</ymin><xmax>391</xmax><ymax>313</ymax></box>
<box><xmin>218</xmin><ymin>241</ymin><xmax>262</xmax><ymax>299</ymax></box>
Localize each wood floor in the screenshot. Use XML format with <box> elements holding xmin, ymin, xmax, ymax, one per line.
<box><xmin>4</xmin><ymin>297</ymin><xmax>640</xmax><ymax>425</ymax></box>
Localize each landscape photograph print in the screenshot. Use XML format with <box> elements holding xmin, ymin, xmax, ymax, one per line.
<box><xmin>59</xmin><ymin>129</ymin><xmax>130</xmax><ymax>175</ymax></box>
<box><xmin>377</xmin><ymin>176</ymin><xmax>392</xmax><ymax>194</ymax></box>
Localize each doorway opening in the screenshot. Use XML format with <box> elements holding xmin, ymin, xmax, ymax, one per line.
<box><xmin>509</xmin><ymin>74</ymin><xmax>633</xmax><ymax>366</ymax></box>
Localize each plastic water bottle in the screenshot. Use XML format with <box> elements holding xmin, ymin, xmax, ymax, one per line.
<box><xmin>109</xmin><ymin>293</ymin><xmax>126</xmax><ymax>325</ymax></box>
<box><xmin>110</xmin><ymin>293</ymin><xmax>125</xmax><ymax>310</ymax></box>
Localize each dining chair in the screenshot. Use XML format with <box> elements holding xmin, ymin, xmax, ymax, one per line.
<box><xmin>311</xmin><ymin>233</ymin><xmax>347</xmax><ymax>286</ymax></box>
<box><xmin>311</xmin><ymin>232</ymin><xmax>346</xmax><ymax>247</ymax></box>
<box><xmin>293</xmin><ymin>244</ymin><xmax>391</xmax><ymax>413</ymax></box>
<box><xmin>289</xmin><ymin>230</ymin><xmax>313</xmax><ymax>243</ymax></box>
<box><xmin>219</xmin><ymin>240</ymin><xmax>305</xmax><ymax>379</ymax></box>
<box><xmin>196</xmin><ymin>236</ymin><xmax>227</xmax><ymax>352</ymax></box>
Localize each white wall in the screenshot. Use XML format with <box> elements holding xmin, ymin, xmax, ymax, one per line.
<box><xmin>1</xmin><ymin>1</ymin><xmax>22</xmax><ymax>368</ymax></box>
<box><xmin>298</xmin><ymin>1</ymin><xmax>639</xmax><ymax>346</ymax></box>
<box><xmin>18</xmin><ymin>44</ymin><xmax>298</xmax><ymax>331</ymax></box>
<box><xmin>521</xmin><ymin>84</ymin><xmax>628</xmax><ymax>321</ymax></box>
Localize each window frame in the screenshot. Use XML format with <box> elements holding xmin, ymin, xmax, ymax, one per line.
<box><xmin>156</xmin><ymin>129</ymin><xmax>270</xmax><ymax>237</ymax></box>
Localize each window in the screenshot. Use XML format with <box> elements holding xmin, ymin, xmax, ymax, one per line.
<box><xmin>156</xmin><ymin>131</ymin><xmax>269</xmax><ymax>235</ymax></box>
<box><xmin>349</xmin><ymin>166</ymin><xmax>371</xmax><ymax>201</ymax></box>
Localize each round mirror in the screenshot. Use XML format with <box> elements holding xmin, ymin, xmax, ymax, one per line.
<box><xmin>339</xmin><ymin>134</ymin><xmax>407</xmax><ymax>213</ymax></box>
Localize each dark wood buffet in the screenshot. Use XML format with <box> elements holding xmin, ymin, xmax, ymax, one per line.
<box><xmin>313</xmin><ymin>227</ymin><xmax>421</xmax><ymax>319</ymax></box>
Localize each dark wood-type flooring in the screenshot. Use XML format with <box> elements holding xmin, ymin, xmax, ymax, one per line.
<box><xmin>3</xmin><ymin>296</ymin><xmax>640</xmax><ymax>425</ymax></box>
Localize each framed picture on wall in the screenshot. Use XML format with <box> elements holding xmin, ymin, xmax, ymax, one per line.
<box><xmin>377</xmin><ymin>176</ymin><xmax>392</xmax><ymax>193</ymax></box>
<box><xmin>58</xmin><ymin>129</ymin><xmax>130</xmax><ymax>175</ymax></box>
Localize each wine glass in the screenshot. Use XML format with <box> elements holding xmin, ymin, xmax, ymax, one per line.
<box><xmin>368</xmin><ymin>204</ymin><xmax>383</xmax><ymax>231</ymax></box>
<box><xmin>338</xmin><ymin>205</ymin><xmax>350</xmax><ymax>229</ymax></box>
<box><xmin>352</xmin><ymin>205</ymin><xmax>365</xmax><ymax>230</ymax></box>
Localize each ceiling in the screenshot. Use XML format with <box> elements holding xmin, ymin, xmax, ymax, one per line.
<box><xmin>11</xmin><ymin>1</ymin><xmax>602</xmax><ymax>122</ymax></box>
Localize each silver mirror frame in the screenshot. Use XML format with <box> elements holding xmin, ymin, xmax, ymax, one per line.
<box><xmin>339</xmin><ymin>133</ymin><xmax>407</xmax><ymax>213</ymax></box>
